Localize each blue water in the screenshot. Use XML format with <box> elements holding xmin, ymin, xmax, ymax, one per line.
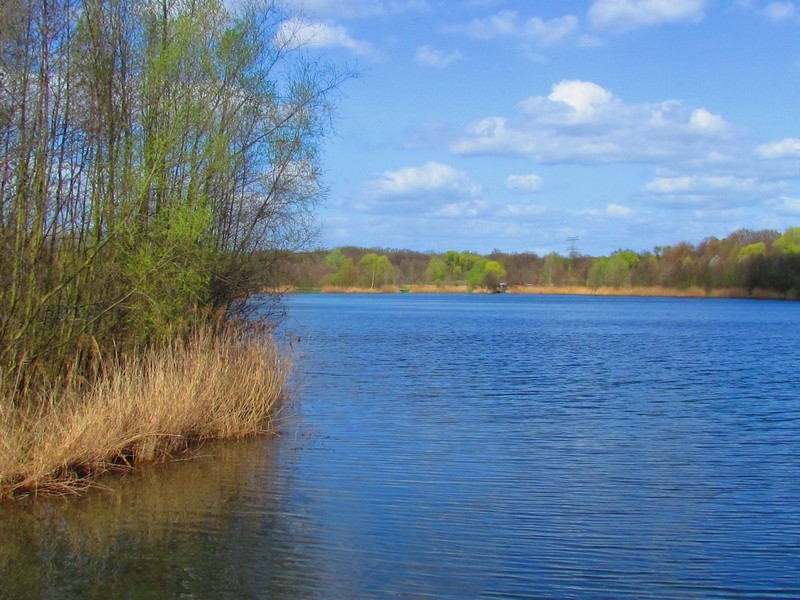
<box><xmin>2</xmin><ymin>294</ymin><xmax>799</xmax><ymax>599</ymax></box>
<box><xmin>277</xmin><ymin>294</ymin><xmax>800</xmax><ymax>599</ymax></box>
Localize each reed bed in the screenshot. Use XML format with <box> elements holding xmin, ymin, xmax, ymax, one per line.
<box><xmin>0</xmin><ymin>328</ymin><xmax>289</xmax><ymax>499</ymax></box>
<box><xmin>506</xmin><ymin>285</ymin><xmax>784</xmax><ymax>299</ymax></box>
<box><xmin>303</xmin><ymin>284</ymin><xmax>780</xmax><ymax>298</ymax></box>
<box><xmin>315</xmin><ymin>284</ymin><xmax>471</xmax><ymax>294</ymax></box>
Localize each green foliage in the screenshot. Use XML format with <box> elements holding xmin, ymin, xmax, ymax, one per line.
<box><xmin>540</xmin><ymin>253</ymin><xmax>567</xmax><ymax>286</ymax></box>
<box><xmin>587</xmin><ymin>257</ymin><xmax>609</xmax><ymax>289</ymax></box>
<box><xmin>425</xmin><ymin>257</ymin><xmax>447</xmax><ymax>285</ymax></box>
<box><xmin>328</xmin><ymin>257</ymin><xmax>357</xmax><ymax>287</ymax></box>
<box><xmin>122</xmin><ymin>204</ymin><xmax>214</xmax><ymax>342</ymax></box>
<box><xmin>359</xmin><ymin>253</ymin><xmax>393</xmax><ymax>289</ymax></box>
<box><xmin>326</xmin><ymin>249</ymin><xmax>346</xmax><ymax>270</ymax></box>
<box><xmin>738</xmin><ymin>242</ymin><xmax>767</xmax><ymax>261</ymax></box>
<box><xmin>602</xmin><ymin>250</ymin><xmax>639</xmax><ymax>287</ymax></box>
<box><xmin>0</xmin><ymin>0</ymin><xmax>344</xmax><ymax>401</ymax></box>
<box><xmin>274</xmin><ymin>227</ymin><xmax>800</xmax><ymax>299</ymax></box>
<box><xmin>773</xmin><ymin>227</ymin><xmax>800</xmax><ymax>255</ymax></box>
<box><xmin>612</xmin><ymin>250</ymin><xmax>640</xmax><ymax>269</ymax></box>
<box><xmin>443</xmin><ymin>251</ymin><xmax>462</xmax><ymax>276</ymax></box>
<box><xmin>466</xmin><ymin>261</ymin><xmax>487</xmax><ymax>289</ymax></box>
<box><xmin>482</xmin><ymin>260</ymin><xmax>507</xmax><ymax>289</ymax></box>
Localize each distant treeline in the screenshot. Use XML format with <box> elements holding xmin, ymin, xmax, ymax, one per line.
<box><xmin>267</xmin><ymin>227</ymin><xmax>800</xmax><ymax>297</ymax></box>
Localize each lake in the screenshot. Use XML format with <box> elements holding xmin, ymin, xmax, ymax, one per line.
<box><xmin>2</xmin><ymin>294</ymin><xmax>800</xmax><ymax>599</ymax></box>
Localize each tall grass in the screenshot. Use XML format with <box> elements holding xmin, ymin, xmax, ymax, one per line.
<box><xmin>0</xmin><ymin>327</ymin><xmax>288</xmax><ymax>499</ymax></box>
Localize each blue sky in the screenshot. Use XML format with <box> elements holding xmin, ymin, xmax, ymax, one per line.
<box><xmin>278</xmin><ymin>0</ymin><xmax>800</xmax><ymax>256</ymax></box>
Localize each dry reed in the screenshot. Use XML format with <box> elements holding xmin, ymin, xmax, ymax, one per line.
<box><xmin>0</xmin><ymin>327</ymin><xmax>289</xmax><ymax>499</ymax></box>
<box><xmin>297</xmin><ymin>284</ymin><xmax>786</xmax><ymax>299</ymax></box>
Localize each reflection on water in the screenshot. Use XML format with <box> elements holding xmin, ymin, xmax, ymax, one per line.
<box><xmin>2</xmin><ymin>294</ymin><xmax>800</xmax><ymax>599</ymax></box>
<box><xmin>0</xmin><ymin>436</ymin><xmax>324</xmax><ymax>599</ymax></box>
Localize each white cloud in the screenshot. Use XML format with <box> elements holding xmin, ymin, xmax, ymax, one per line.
<box><xmin>451</xmin><ymin>80</ymin><xmax>733</xmax><ymax>165</ymax></box>
<box><xmin>645</xmin><ymin>175</ymin><xmax>763</xmax><ymax>193</ymax></box>
<box><xmin>766</xmin><ymin>195</ymin><xmax>800</xmax><ymax>213</ymax></box>
<box><xmin>415</xmin><ymin>45</ymin><xmax>463</xmax><ymax>67</ymax></box>
<box><xmin>432</xmin><ymin>199</ymin><xmax>490</xmax><ymax>217</ymax></box>
<box><xmin>500</xmin><ymin>203</ymin><xmax>547</xmax><ymax>217</ymax></box>
<box><xmin>579</xmin><ymin>203</ymin><xmax>633</xmax><ymax>218</ymax></box>
<box><xmin>506</xmin><ymin>173</ymin><xmax>543</xmax><ymax>192</ymax></box>
<box><xmin>276</xmin><ymin>19</ymin><xmax>374</xmax><ymax>55</ymax></box>
<box><xmin>280</xmin><ymin>0</ymin><xmax>431</xmax><ymax>19</ymax></box>
<box><xmin>757</xmin><ymin>137</ymin><xmax>800</xmax><ymax>158</ymax></box>
<box><xmin>606</xmin><ymin>203</ymin><xmax>633</xmax><ymax>217</ymax></box>
<box><xmin>763</xmin><ymin>1</ymin><xmax>798</xmax><ymax>21</ymax></box>
<box><xmin>463</xmin><ymin>10</ymin><xmax>518</xmax><ymax>38</ymax></box>
<box><xmin>546</xmin><ymin>80</ymin><xmax>614</xmax><ymax>121</ymax></box>
<box><xmin>368</xmin><ymin>161</ymin><xmax>482</xmax><ymax>198</ymax></box>
<box><xmin>589</xmin><ymin>0</ymin><xmax>707</xmax><ymax>32</ymax></box>
<box><xmin>461</xmin><ymin>11</ymin><xmax>580</xmax><ymax>46</ymax></box>
<box><xmin>643</xmin><ymin>175</ymin><xmax>783</xmax><ymax>208</ymax></box>
<box><xmin>689</xmin><ymin>108</ymin><xmax>727</xmax><ymax>132</ymax></box>
<box><xmin>524</xmin><ymin>15</ymin><xmax>580</xmax><ymax>46</ymax></box>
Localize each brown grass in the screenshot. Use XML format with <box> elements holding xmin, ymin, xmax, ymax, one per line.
<box><xmin>506</xmin><ymin>284</ymin><xmax>710</xmax><ymax>297</ymax></box>
<box><xmin>314</xmin><ymin>284</ymin><xmax>473</xmax><ymax>294</ymax></box>
<box><xmin>0</xmin><ymin>327</ymin><xmax>289</xmax><ymax>499</ymax></box>
<box><xmin>304</xmin><ymin>284</ymin><xmax>786</xmax><ymax>299</ymax></box>
<box><xmin>506</xmin><ymin>285</ymin><xmax>786</xmax><ymax>299</ymax></box>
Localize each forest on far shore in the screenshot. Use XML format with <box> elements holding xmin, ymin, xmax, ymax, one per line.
<box><xmin>264</xmin><ymin>227</ymin><xmax>800</xmax><ymax>297</ymax></box>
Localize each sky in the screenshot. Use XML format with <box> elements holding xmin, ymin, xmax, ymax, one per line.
<box><xmin>278</xmin><ymin>0</ymin><xmax>800</xmax><ymax>256</ymax></box>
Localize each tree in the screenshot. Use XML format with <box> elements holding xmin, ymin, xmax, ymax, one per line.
<box><xmin>0</xmin><ymin>0</ymin><xmax>348</xmax><ymax>399</ymax></box>
<box><xmin>738</xmin><ymin>242</ymin><xmax>767</xmax><ymax>261</ymax></box>
<box><xmin>325</xmin><ymin>249</ymin><xmax>358</xmax><ymax>287</ymax></box>
<box><xmin>482</xmin><ymin>260</ymin><xmax>506</xmax><ymax>289</ymax></box>
<box><xmin>359</xmin><ymin>253</ymin><xmax>392</xmax><ymax>289</ymax></box>
<box><xmin>587</xmin><ymin>257</ymin><xmax>609</xmax><ymax>289</ymax></box>
<box><xmin>326</xmin><ymin>249</ymin><xmax>346</xmax><ymax>270</ymax></box>
<box><xmin>606</xmin><ymin>251</ymin><xmax>639</xmax><ymax>287</ymax></box>
<box><xmin>425</xmin><ymin>257</ymin><xmax>446</xmax><ymax>285</ymax></box>
<box><xmin>773</xmin><ymin>227</ymin><xmax>800</xmax><ymax>255</ymax></box>
<box><xmin>541</xmin><ymin>253</ymin><xmax>568</xmax><ymax>286</ymax></box>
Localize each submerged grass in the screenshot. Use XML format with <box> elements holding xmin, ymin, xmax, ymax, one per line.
<box><xmin>0</xmin><ymin>327</ymin><xmax>289</xmax><ymax>499</ymax></box>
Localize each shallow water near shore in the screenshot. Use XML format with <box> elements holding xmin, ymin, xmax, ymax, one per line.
<box><xmin>2</xmin><ymin>294</ymin><xmax>800</xmax><ymax>598</ymax></box>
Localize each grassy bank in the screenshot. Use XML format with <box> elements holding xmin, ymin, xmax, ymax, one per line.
<box><xmin>300</xmin><ymin>284</ymin><xmax>787</xmax><ymax>299</ymax></box>
<box><xmin>0</xmin><ymin>327</ymin><xmax>288</xmax><ymax>499</ymax></box>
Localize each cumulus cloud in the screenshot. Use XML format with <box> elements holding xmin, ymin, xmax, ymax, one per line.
<box><xmin>506</xmin><ymin>173</ymin><xmax>543</xmax><ymax>192</ymax></box>
<box><xmin>544</xmin><ymin>80</ymin><xmax>615</xmax><ymax>121</ymax></box>
<box><xmin>276</xmin><ymin>19</ymin><xmax>374</xmax><ymax>55</ymax></box>
<box><xmin>415</xmin><ymin>45</ymin><xmax>463</xmax><ymax>67</ymax></box>
<box><xmin>367</xmin><ymin>161</ymin><xmax>482</xmax><ymax>199</ymax></box>
<box><xmin>461</xmin><ymin>11</ymin><xmax>580</xmax><ymax>46</ymax></box>
<box><xmin>757</xmin><ymin>137</ymin><xmax>800</xmax><ymax>158</ymax></box>
<box><xmin>451</xmin><ymin>80</ymin><xmax>732</xmax><ymax>165</ymax></box>
<box><xmin>689</xmin><ymin>108</ymin><xmax>727</xmax><ymax>132</ymax></box>
<box><xmin>589</xmin><ymin>0</ymin><xmax>707</xmax><ymax>32</ymax></box>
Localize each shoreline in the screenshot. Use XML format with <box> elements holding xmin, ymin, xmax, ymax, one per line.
<box><xmin>0</xmin><ymin>328</ymin><xmax>288</xmax><ymax>500</ymax></box>
<box><xmin>288</xmin><ymin>284</ymin><xmax>790</xmax><ymax>300</ymax></box>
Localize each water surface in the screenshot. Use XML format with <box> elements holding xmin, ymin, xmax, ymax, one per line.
<box><xmin>2</xmin><ymin>294</ymin><xmax>799</xmax><ymax>599</ymax></box>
